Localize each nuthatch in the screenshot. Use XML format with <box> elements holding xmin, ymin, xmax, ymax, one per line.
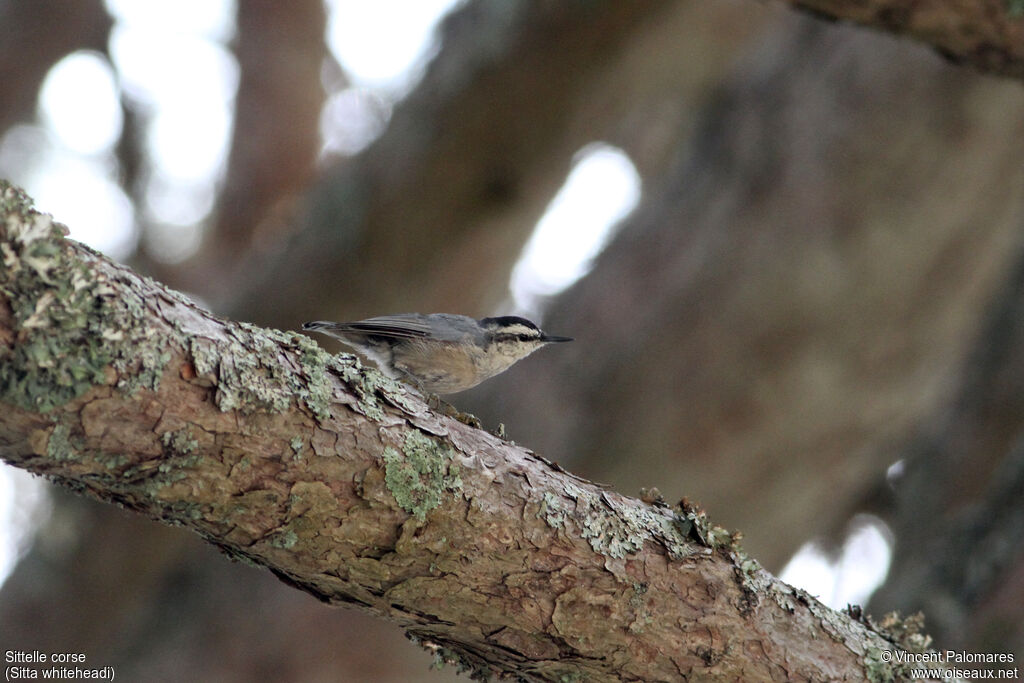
<box><xmin>303</xmin><ymin>314</ymin><xmax>572</xmax><ymax>394</ymax></box>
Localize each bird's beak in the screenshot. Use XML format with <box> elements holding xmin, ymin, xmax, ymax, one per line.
<box><xmin>541</xmin><ymin>334</ymin><xmax>573</xmax><ymax>343</ymax></box>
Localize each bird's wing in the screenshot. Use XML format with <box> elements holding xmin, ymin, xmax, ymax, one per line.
<box><xmin>338</xmin><ymin>315</ymin><xmax>432</xmax><ymax>339</ymax></box>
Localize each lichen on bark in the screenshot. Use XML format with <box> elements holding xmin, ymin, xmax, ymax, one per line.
<box><xmin>0</xmin><ymin>182</ymin><xmax>171</xmax><ymax>412</ymax></box>
<box><xmin>383</xmin><ymin>431</ymin><xmax>463</xmax><ymax>520</ymax></box>
<box><xmin>0</xmin><ymin>180</ymin><xmax>399</xmax><ymax>429</ymax></box>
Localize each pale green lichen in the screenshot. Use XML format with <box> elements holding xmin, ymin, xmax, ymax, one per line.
<box><xmin>190</xmin><ymin>325</ymin><xmax>299</xmax><ymax>415</ymax></box>
<box><xmin>2</xmin><ymin>183</ymin><xmax>334</xmax><ymax>420</ymax></box>
<box><xmin>628</xmin><ymin>582</ymin><xmax>652</xmax><ymax>634</ymax></box>
<box><xmin>94</xmin><ymin>451</ymin><xmax>130</xmax><ymax>469</ymax></box>
<box><xmin>161</xmin><ymin>427</ymin><xmax>198</xmax><ymax>454</ymax></box>
<box><xmin>188</xmin><ymin>336</ymin><xmax>219</xmax><ymax>378</ymax></box>
<box><xmin>218</xmin><ymin>325</ymin><xmax>324</xmax><ymax>417</ymax></box>
<box><xmin>157</xmin><ymin>454</ymin><xmax>201</xmax><ymax>477</ymax></box>
<box><xmin>295</xmin><ymin>339</ymin><xmax>334</xmax><ymax>421</ymax></box>
<box><xmin>118</xmin><ymin>342</ymin><xmax>172</xmax><ymax>396</ymax></box>
<box><xmin>335</xmin><ymin>353</ymin><xmax>394</xmax><ymax>421</ymax></box>
<box><xmin>676</xmin><ymin>503</ymin><xmax>733</xmax><ymax>550</ymax></box>
<box><xmin>540</xmin><ymin>491</ymin><xmax>569</xmax><ymax>528</ymax></box>
<box><xmin>161</xmin><ymin>500</ymin><xmax>204</xmax><ymax>523</ymax></box>
<box><xmin>269</xmin><ymin>529</ymin><xmax>298</xmax><ymax>549</ymax></box>
<box><xmin>187</xmin><ymin>322</ymin><xmax>393</xmax><ymax>424</ymax></box>
<box><xmin>110</xmin><ymin>280</ymin><xmax>173</xmax><ymax>395</ymax></box>
<box><xmin>300</xmin><ymin>333</ymin><xmax>415</xmax><ymax>422</ymax></box>
<box><xmin>861</xmin><ymin>611</ymin><xmax>942</xmax><ymax>681</ymax></box>
<box><xmin>155</xmin><ymin>427</ymin><xmax>201</xmax><ymax>482</ymax></box>
<box><xmin>46</xmin><ymin>423</ymin><xmax>74</xmax><ymax>461</ymax></box>
<box><xmin>317</xmin><ymin>338</ymin><xmax>421</xmax><ymax>419</ymax></box>
<box><xmin>383</xmin><ymin>431</ymin><xmax>462</xmax><ymax>520</ymax></box>
<box><xmin>0</xmin><ymin>181</ymin><xmax>407</xmax><ymax>427</ymax></box>
<box><xmin>539</xmin><ymin>482</ymin><xmax>697</xmax><ymax>560</ymax></box>
<box><xmin>1</xmin><ymin>195</ymin><xmax>111</xmax><ymax>411</ymax></box>
<box><xmin>880</xmin><ymin>612</ymin><xmax>932</xmax><ymax>651</ymax></box>
<box><xmin>578</xmin><ymin>504</ymin><xmax>644</xmax><ymax>558</ymax></box>
<box><xmin>0</xmin><ymin>182</ymin><xmax>172</xmax><ymax>412</ymax></box>
<box><xmin>289</xmin><ymin>436</ymin><xmax>304</xmax><ymax>457</ymax></box>
<box><xmin>211</xmin><ymin>323</ymin><xmax>296</xmax><ymax>414</ymax></box>
<box><xmin>863</xmin><ymin>647</ymin><xmax>897</xmax><ymax>683</ymax></box>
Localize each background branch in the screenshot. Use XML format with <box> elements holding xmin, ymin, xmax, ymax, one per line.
<box><xmin>781</xmin><ymin>0</ymin><xmax>1024</xmax><ymax>79</ymax></box>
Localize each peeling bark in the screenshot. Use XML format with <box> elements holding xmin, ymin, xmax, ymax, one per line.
<box><xmin>0</xmin><ymin>182</ymin><xmax>934</xmax><ymax>680</ymax></box>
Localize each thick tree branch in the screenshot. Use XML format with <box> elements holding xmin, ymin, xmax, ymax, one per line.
<box><xmin>782</xmin><ymin>0</ymin><xmax>1024</xmax><ymax>80</ymax></box>
<box><xmin>0</xmin><ymin>182</ymin><xmax>931</xmax><ymax>681</ymax></box>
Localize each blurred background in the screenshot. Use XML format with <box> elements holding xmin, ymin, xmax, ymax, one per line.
<box><xmin>2</xmin><ymin>0</ymin><xmax>1024</xmax><ymax>679</ymax></box>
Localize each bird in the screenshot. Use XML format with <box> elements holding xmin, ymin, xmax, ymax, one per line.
<box><xmin>302</xmin><ymin>313</ymin><xmax>572</xmax><ymax>394</ymax></box>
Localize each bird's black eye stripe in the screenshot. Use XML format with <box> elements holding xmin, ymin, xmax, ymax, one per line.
<box><xmin>492</xmin><ymin>333</ymin><xmax>537</xmax><ymax>343</ymax></box>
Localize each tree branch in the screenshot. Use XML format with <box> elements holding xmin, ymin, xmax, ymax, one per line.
<box><xmin>0</xmin><ymin>181</ymin><xmax>930</xmax><ymax>681</ymax></box>
<box><xmin>781</xmin><ymin>0</ymin><xmax>1024</xmax><ymax>80</ymax></box>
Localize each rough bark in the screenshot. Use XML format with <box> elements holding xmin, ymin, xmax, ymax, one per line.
<box><xmin>0</xmin><ymin>183</ymin><xmax>934</xmax><ymax>680</ymax></box>
<box><xmin>781</xmin><ymin>0</ymin><xmax>1024</xmax><ymax>80</ymax></box>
